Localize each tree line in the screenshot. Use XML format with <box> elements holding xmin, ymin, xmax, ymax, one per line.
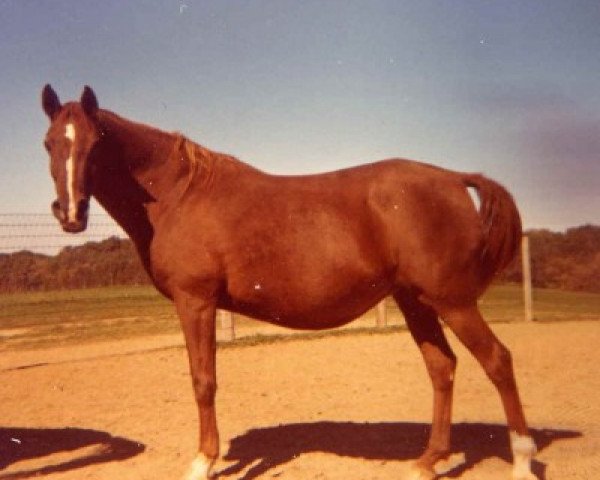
<box><xmin>501</xmin><ymin>224</ymin><xmax>600</xmax><ymax>293</ymax></box>
<box><xmin>1</xmin><ymin>225</ymin><xmax>598</xmax><ymax>294</ymax></box>
<box><xmin>0</xmin><ymin>237</ymin><xmax>148</xmax><ymax>293</ymax></box>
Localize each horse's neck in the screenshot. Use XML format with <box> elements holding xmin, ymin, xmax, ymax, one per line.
<box><xmin>92</xmin><ymin>111</ymin><xmax>187</xmax><ymax>271</ymax></box>
<box><xmin>99</xmin><ymin>111</ymin><xmax>185</xmax><ymax>195</ymax></box>
<box><xmin>92</xmin><ymin>110</ymin><xmax>260</xmax><ymax>278</ymax></box>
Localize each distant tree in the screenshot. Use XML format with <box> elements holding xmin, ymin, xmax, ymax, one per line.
<box><xmin>0</xmin><ymin>251</ymin><xmax>48</xmax><ymax>292</ymax></box>
<box><xmin>0</xmin><ymin>237</ymin><xmax>150</xmax><ymax>293</ymax></box>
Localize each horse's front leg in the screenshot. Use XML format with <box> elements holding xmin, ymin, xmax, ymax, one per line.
<box><xmin>175</xmin><ymin>292</ymin><xmax>219</xmax><ymax>480</ymax></box>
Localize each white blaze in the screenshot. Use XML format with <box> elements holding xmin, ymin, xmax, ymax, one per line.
<box><xmin>64</xmin><ymin>123</ymin><xmax>77</xmax><ymax>222</ymax></box>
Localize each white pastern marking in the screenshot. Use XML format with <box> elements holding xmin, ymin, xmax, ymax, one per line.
<box><xmin>466</xmin><ymin>186</ymin><xmax>480</xmax><ymax>212</ymax></box>
<box><xmin>510</xmin><ymin>432</ymin><xmax>537</xmax><ymax>480</ymax></box>
<box><xmin>433</xmin><ymin>452</ymin><xmax>466</xmax><ymax>475</ymax></box>
<box><xmin>182</xmin><ymin>453</ymin><xmax>213</xmax><ymax>480</ymax></box>
<box><xmin>406</xmin><ymin>464</ymin><xmax>435</xmax><ymax>480</ymax></box>
<box><xmin>64</xmin><ymin>123</ymin><xmax>77</xmax><ymax>222</ymax></box>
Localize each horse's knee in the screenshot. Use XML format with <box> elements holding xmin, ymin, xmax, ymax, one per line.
<box><xmin>484</xmin><ymin>342</ymin><xmax>515</xmax><ymax>389</ymax></box>
<box><xmin>423</xmin><ymin>345</ymin><xmax>457</xmax><ymax>391</ymax></box>
<box><xmin>436</xmin><ymin>355</ymin><xmax>457</xmax><ymax>390</ymax></box>
<box><xmin>193</xmin><ymin>375</ymin><xmax>217</xmax><ymax>406</ymax></box>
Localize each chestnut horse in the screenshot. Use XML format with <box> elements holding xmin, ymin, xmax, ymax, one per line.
<box><xmin>41</xmin><ymin>85</ymin><xmax>537</xmax><ymax>480</ymax></box>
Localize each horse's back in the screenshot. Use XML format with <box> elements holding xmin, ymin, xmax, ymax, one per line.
<box><xmin>155</xmin><ymin>157</ymin><xmax>504</xmax><ymax>317</ymax></box>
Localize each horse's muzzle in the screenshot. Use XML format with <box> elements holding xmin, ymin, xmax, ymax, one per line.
<box><xmin>51</xmin><ymin>198</ymin><xmax>89</xmax><ymax>233</ymax></box>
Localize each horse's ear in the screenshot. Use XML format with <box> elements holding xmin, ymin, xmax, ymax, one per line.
<box><xmin>42</xmin><ymin>84</ymin><xmax>61</xmax><ymax>120</ymax></box>
<box><xmin>80</xmin><ymin>85</ymin><xmax>99</xmax><ymax>116</ymax></box>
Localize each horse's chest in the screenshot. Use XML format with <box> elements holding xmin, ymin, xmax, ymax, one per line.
<box><xmin>147</xmin><ymin>233</ymin><xmax>221</xmax><ymax>295</ymax></box>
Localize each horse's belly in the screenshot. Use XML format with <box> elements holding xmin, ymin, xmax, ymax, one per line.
<box><xmin>224</xmin><ymin>271</ymin><xmax>390</xmax><ymax>330</ymax></box>
<box><xmin>216</xmin><ymin>202</ymin><xmax>393</xmax><ymax>328</ymax></box>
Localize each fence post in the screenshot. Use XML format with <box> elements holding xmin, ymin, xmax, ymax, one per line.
<box><xmin>219</xmin><ymin>309</ymin><xmax>235</xmax><ymax>340</ymax></box>
<box><xmin>376</xmin><ymin>298</ymin><xmax>387</xmax><ymax>327</ymax></box>
<box><xmin>521</xmin><ymin>235</ymin><xmax>534</xmax><ymax>321</ymax></box>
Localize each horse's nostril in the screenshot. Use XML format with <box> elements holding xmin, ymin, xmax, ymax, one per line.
<box><xmin>77</xmin><ymin>198</ymin><xmax>90</xmax><ymax>221</ymax></box>
<box><xmin>51</xmin><ymin>200</ymin><xmax>66</xmax><ymax>222</ymax></box>
<box><xmin>78</xmin><ymin>198</ymin><xmax>89</xmax><ymax>211</ymax></box>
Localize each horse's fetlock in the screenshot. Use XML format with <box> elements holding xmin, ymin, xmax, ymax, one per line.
<box><xmin>419</xmin><ymin>444</ymin><xmax>450</xmax><ymax>467</ymax></box>
<box><xmin>182</xmin><ymin>453</ymin><xmax>215</xmax><ymax>480</ymax></box>
<box><xmin>510</xmin><ymin>431</ymin><xmax>537</xmax><ymax>479</ymax></box>
<box><xmin>433</xmin><ymin>451</ymin><xmax>466</xmax><ymax>475</ymax></box>
<box><xmin>406</xmin><ymin>464</ymin><xmax>436</xmax><ymax>480</ymax></box>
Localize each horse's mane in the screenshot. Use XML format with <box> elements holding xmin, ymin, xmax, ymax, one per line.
<box><xmin>171</xmin><ymin>134</ymin><xmax>216</xmax><ymax>196</ymax></box>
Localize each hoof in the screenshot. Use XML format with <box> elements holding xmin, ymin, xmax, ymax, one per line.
<box><xmin>405</xmin><ymin>451</ymin><xmax>465</xmax><ymax>480</ymax></box>
<box><xmin>433</xmin><ymin>452</ymin><xmax>466</xmax><ymax>475</ymax></box>
<box><xmin>405</xmin><ymin>464</ymin><xmax>436</xmax><ymax>480</ymax></box>
<box><xmin>510</xmin><ymin>432</ymin><xmax>537</xmax><ymax>480</ymax></box>
<box><xmin>512</xmin><ymin>471</ymin><xmax>538</xmax><ymax>480</ymax></box>
<box><xmin>181</xmin><ymin>454</ymin><xmax>215</xmax><ymax>480</ymax></box>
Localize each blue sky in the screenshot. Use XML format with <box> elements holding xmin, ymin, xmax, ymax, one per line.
<box><xmin>1</xmin><ymin>0</ymin><xmax>598</xmax><ymax>234</ymax></box>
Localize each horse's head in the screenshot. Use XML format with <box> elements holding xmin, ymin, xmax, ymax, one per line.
<box><xmin>41</xmin><ymin>84</ymin><xmax>101</xmax><ymax>233</ymax></box>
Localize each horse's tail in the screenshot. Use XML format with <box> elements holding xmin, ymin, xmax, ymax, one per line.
<box><xmin>464</xmin><ymin>174</ymin><xmax>522</xmax><ymax>277</ymax></box>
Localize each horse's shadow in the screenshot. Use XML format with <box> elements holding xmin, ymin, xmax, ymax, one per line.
<box><xmin>0</xmin><ymin>426</ymin><xmax>145</xmax><ymax>479</ymax></box>
<box><xmin>220</xmin><ymin>421</ymin><xmax>580</xmax><ymax>479</ymax></box>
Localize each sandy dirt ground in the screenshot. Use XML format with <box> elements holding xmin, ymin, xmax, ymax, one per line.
<box><xmin>1</xmin><ymin>320</ymin><xmax>599</xmax><ymax>480</ymax></box>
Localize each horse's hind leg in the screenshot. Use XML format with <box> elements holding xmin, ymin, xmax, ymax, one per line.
<box><xmin>440</xmin><ymin>304</ymin><xmax>537</xmax><ymax>480</ymax></box>
<box><xmin>394</xmin><ymin>291</ymin><xmax>465</xmax><ymax>479</ymax></box>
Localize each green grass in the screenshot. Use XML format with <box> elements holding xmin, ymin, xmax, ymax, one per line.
<box><xmin>0</xmin><ymin>286</ymin><xmax>173</xmax><ymax>328</ymax></box>
<box><xmin>528</xmin><ymin>287</ymin><xmax>600</xmax><ymax>322</ymax></box>
<box><xmin>1</xmin><ymin>284</ymin><xmax>598</xmax><ymax>351</ymax></box>
<box><xmin>0</xmin><ymin>286</ymin><xmax>177</xmax><ymax>350</ymax></box>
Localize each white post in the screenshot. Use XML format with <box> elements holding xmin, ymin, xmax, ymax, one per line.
<box><xmin>376</xmin><ymin>298</ymin><xmax>387</xmax><ymax>327</ymax></box>
<box><xmin>219</xmin><ymin>309</ymin><xmax>235</xmax><ymax>340</ymax></box>
<box><xmin>521</xmin><ymin>235</ymin><xmax>534</xmax><ymax>322</ymax></box>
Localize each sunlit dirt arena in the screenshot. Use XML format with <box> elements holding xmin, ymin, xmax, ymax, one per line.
<box><xmin>1</xmin><ymin>320</ymin><xmax>598</xmax><ymax>479</ymax></box>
